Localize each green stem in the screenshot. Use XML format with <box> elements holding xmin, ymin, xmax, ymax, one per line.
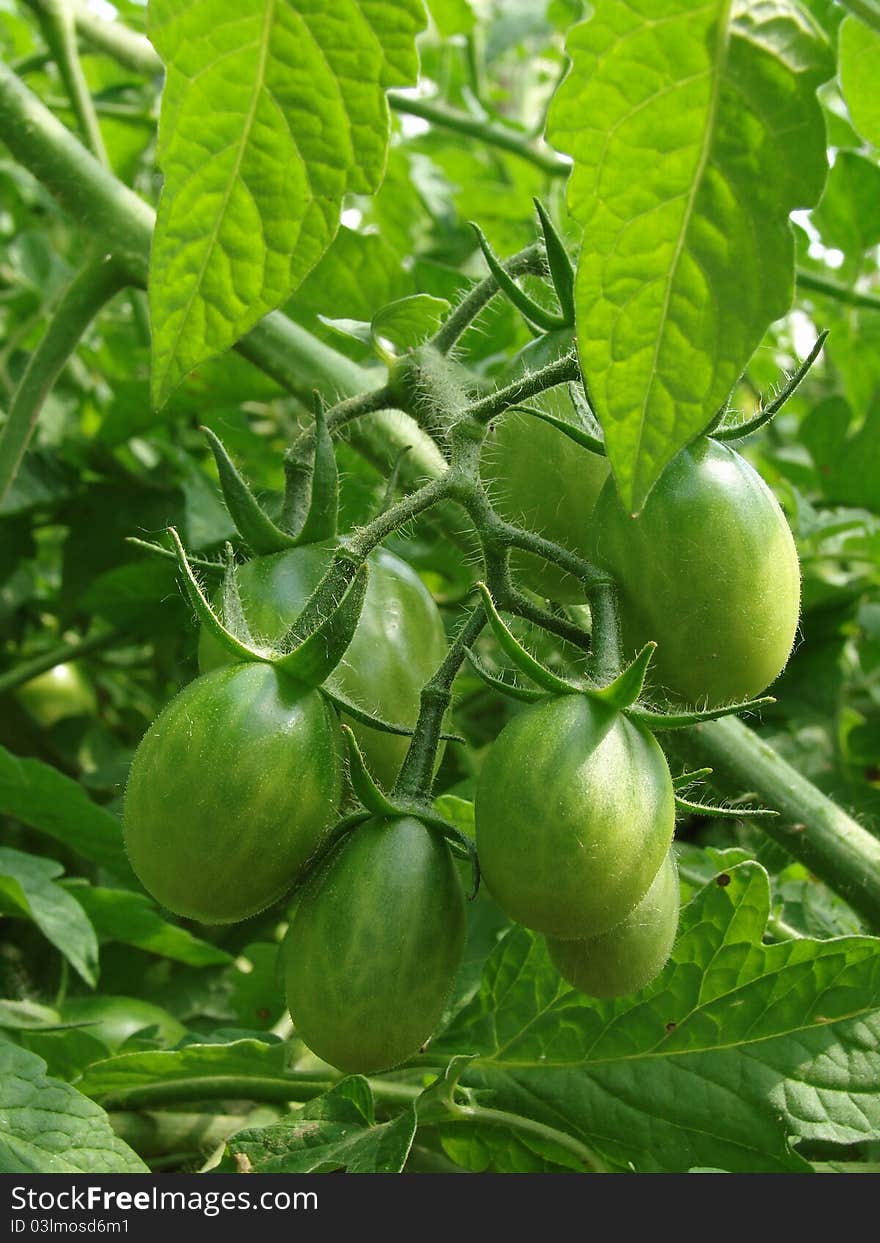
<box><xmin>69</xmin><ymin>0</ymin><xmax>160</xmax><ymax>75</ymax></box>
<box><xmin>795</xmin><ymin>269</ymin><xmax>880</xmax><ymax>313</ymax></box>
<box><xmin>430</xmin><ymin>243</ymin><xmax>547</xmax><ymax>355</ymax></box>
<box><xmin>675</xmin><ymin>716</ymin><xmax>880</xmax><ymax>930</ymax></box>
<box><xmin>468</xmin><ymin>353</ymin><xmax>580</xmax><ymax>424</ymax></box>
<box><xmin>386</xmin><ymin>91</ymin><xmax>564</xmax><ymax>176</ymax></box>
<box><xmin>0</xmin><ymin>627</ymin><xmax>121</xmax><ymax>697</ymax></box>
<box><xmin>109</xmin><ymin>1111</ymin><xmax>258</xmax><ymax>1162</ymax></box>
<box><xmin>24</xmin><ymin>0</ymin><xmax>108</xmax><ymax>164</ymax></box>
<box><xmin>0</xmin><ymin>254</ymin><xmax>126</xmax><ymax>505</ymax></box>
<box><xmin>452</xmin><ymin>1103</ymin><xmax>605</xmax><ymax>1172</ymax></box>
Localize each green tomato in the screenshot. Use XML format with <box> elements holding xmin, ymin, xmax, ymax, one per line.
<box><xmin>283</xmin><ymin>815</ymin><xmax>465</xmax><ymax>1074</ymax></box>
<box><xmin>475</xmin><ymin>694</ymin><xmax>675</xmax><ymax>940</ymax></box>
<box><xmin>589</xmin><ymin>438</ymin><xmax>801</xmax><ymax>707</ymax></box>
<box><xmin>547</xmin><ymin>850</ymin><xmax>679</xmax><ymax>999</ymax></box>
<box><xmin>481</xmin><ymin>334</ymin><xmax>609</xmax><ymax>603</ymax></box>
<box><xmin>60</xmin><ymin>995</ymin><xmax>186</xmax><ymax>1050</ymax></box>
<box><xmin>198</xmin><ymin>543</ymin><xmax>447</xmax><ymax>789</ymax></box>
<box><xmin>124</xmin><ymin>663</ymin><xmax>343</xmax><ymax>924</ymax></box>
<box><xmin>15</xmin><ymin>663</ymin><xmax>97</xmax><ymax>726</ymax></box>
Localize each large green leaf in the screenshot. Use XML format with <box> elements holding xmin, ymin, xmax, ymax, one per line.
<box><xmin>0</xmin><ymin>744</ymin><xmax>134</xmax><ymax>882</ymax></box>
<box><xmin>548</xmin><ymin>0</ymin><xmax>832</xmax><ymax>512</ymax></box>
<box><xmin>0</xmin><ymin>848</ymin><xmax>99</xmax><ymax>987</ymax></box>
<box><xmin>839</xmin><ymin>14</ymin><xmax>880</xmax><ymax>146</ymax></box>
<box><xmin>0</xmin><ymin>1039</ymin><xmax>147</xmax><ymax>1173</ymax></box>
<box><xmin>148</xmin><ymin>0</ymin><xmax>426</xmax><ymax>405</ymax></box>
<box><xmin>63</xmin><ymin>884</ymin><xmax>233</xmax><ymax>967</ymax></box>
<box><xmin>217</xmin><ymin>1078</ymin><xmax>417</xmax><ymax>1172</ymax></box>
<box><xmin>436</xmin><ymin>862</ymin><xmax>880</xmax><ymax>1172</ymax></box>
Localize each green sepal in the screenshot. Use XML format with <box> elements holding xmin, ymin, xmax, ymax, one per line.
<box><xmin>592</xmin><ymin>643</ymin><xmax>655</xmax><ymax>710</ymax></box>
<box><xmin>474</xmin><ymin>582</ymin><xmax>577</xmax><ymax>696</ymax></box>
<box><xmin>340</xmin><ymin>724</ymin><xmax>399</xmax><ymax>817</ymax></box>
<box><xmin>219</xmin><ymin>544</ymin><xmax>254</xmax><ymax>647</ymax></box>
<box><xmin>508</xmin><ymin>404</ymin><xmax>606</xmax><ymax>457</ymax></box>
<box><xmin>168</xmin><ymin>527</ymin><xmax>266</xmax><ymax>664</ymax></box>
<box><xmin>464</xmin><ymin>647</ymin><xmax>546</xmax><ymax>703</ymax></box>
<box><xmin>471</xmin><ymin>223</ymin><xmax>566</xmax><ymax>332</ymax></box>
<box><xmin>671</xmin><ymin>767</ymin><xmax>713</xmax><ymax>791</ymax></box>
<box><xmin>202</xmin><ymin>427</ymin><xmax>296</xmax><ymax>554</ymax></box>
<box><xmin>417</xmin><ymin>810</ymin><xmax>481</xmax><ymax>900</ymax></box>
<box><xmin>324</xmin><ymin>686</ymin><xmax>463</xmax><ymax>743</ymax></box>
<box><xmin>714</xmin><ymin>331</ymin><xmax>828</xmax><ymax>442</ymax></box>
<box><xmin>273</xmin><ymin>563</ymin><xmax>369</xmax><ymax>688</ymax></box>
<box><xmin>376</xmin><ymin>445</ymin><xmax>411</xmax><ymax>517</ymax></box>
<box><xmin>126</xmin><ymin>536</ymin><xmax>223</xmax><ymax>575</ymax></box>
<box><xmin>674</xmin><ymin>793</ymin><xmax>779</xmax><ymax>819</ymax></box>
<box><xmin>290</xmin><ymin>394</ymin><xmax>339</xmax><ymax>545</ymax></box>
<box><xmin>533</xmin><ymin>198</ymin><xmax>575</xmax><ymax>325</ymax></box>
<box><xmin>630</xmin><ymin>696</ymin><xmax>775</xmax><ymax>731</ymax></box>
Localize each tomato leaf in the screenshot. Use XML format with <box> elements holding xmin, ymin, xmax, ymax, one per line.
<box><xmin>148</xmin><ymin>0</ymin><xmax>426</xmax><ymax>405</ymax></box>
<box><xmin>548</xmin><ymin>1</ymin><xmax>833</xmax><ymax>512</ymax></box>
<box><xmin>436</xmin><ymin>861</ymin><xmax>880</xmax><ymax>1172</ymax></box>
<box><xmin>217</xmin><ymin>1077</ymin><xmax>417</xmax><ymax>1173</ymax></box>
<box><xmin>0</xmin><ymin>1040</ymin><xmax>148</xmax><ymax>1174</ymax></box>
<box><xmin>839</xmin><ymin>15</ymin><xmax>880</xmax><ymax>146</ymax></box>
<box><xmin>0</xmin><ymin>848</ymin><xmax>99</xmax><ymax>987</ymax></box>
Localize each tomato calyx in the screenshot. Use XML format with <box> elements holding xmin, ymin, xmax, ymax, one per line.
<box><xmin>471</xmin><ymin>579</ymin><xmax>779</xmax><ymax>731</ymax></box>
<box><xmin>340</xmin><ymin>724</ymin><xmax>480</xmax><ymax>898</ymax></box>
<box><xmin>204</xmin><ymin>394</ymin><xmax>338</xmax><ymax>553</ymax></box>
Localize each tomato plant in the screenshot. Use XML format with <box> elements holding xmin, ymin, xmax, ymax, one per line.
<box><xmin>2</xmin><ymin>0</ymin><xmax>880</xmax><ymax>1186</ymax></box>
<box><xmin>590</xmin><ymin>438</ymin><xmax>802</xmax><ymax>706</ymax></box>
<box><xmin>546</xmin><ymin>849</ymin><xmax>679</xmax><ymax>999</ymax></box>
<box><xmin>124</xmin><ymin>664</ymin><xmax>343</xmax><ymax>923</ymax></box>
<box><xmin>198</xmin><ymin>542</ymin><xmax>448</xmax><ymax>788</ymax></box>
<box><xmin>283</xmin><ymin>815</ymin><xmax>465</xmax><ymax>1074</ymax></box>
<box><xmin>475</xmin><ymin>693</ymin><xmax>675</xmax><ymax>939</ymax></box>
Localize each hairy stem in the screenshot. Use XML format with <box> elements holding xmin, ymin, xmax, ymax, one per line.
<box><xmin>24</xmin><ymin>0</ymin><xmax>108</xmax><ymax>164</ymax></box>
<box><xmin>0</xmin><ymin>627</ymin><xmax>122</xmax><ymax>697</ymax></box>
<box><xmin>0</xmin><ymin>254</ymin><xmax>127</xmax><ymax>504</ymax></box>
<box><xmin>430</xmin><ymin>242</ymin><xmax>548</xmax><ymax>354</ymax></box>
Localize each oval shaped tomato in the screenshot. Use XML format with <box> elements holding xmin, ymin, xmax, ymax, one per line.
<box><xmin>198</xmin><ymin>543</ymin><xmax>447</xmax><ymax>789</ymax></box>
<box><xmin>60</xmin><ymin>995</ymin><xmax>186</xmax><ymax>1050</ymax></box>
<box><xmin>589</xmin><ymin>438</ymin><xmax>801</xmax><ymax>706</ymax></box>
<box><xmin>481</xmin><ymin>332</ymin><xmax>609</xmax><ymax>603</ymax></box>
<box><xmin>15</xmin><ymin>663</ymin><xmax>97</xmax><ymax>726</ymax></box>
<box><xmin>547</xmin><ymin>849</ymin><xmax>679</xmax><ymax>998</ymax></box>
<box><xmin>475</xmin><ymin>694</ymin><xmax>675</xmax><ymax>939</ymax></box>
<box><xmin>124</xmin><ymin>663</ymin><xmax>343</xmax><ymax>924</ymax></box>
<box><xmin>283</xmin><ymin>815</ymin><xmax>465</xmax><ymax>1074</ymax></box>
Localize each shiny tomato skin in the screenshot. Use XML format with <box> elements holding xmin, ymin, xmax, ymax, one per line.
<box><xmin>547</xmin><ymin>849</ymin><xmax>679</xmax><ymax>998</ymax></box>
<box><xmin>283</xmin><ymin>815</ymin><xmax>465</xmax><ymax>1074</ymax></box>
<box><xmin>198</xmin><ymin>543</ymin><xmax>447</xmax><ymax>788</ymax></box>
<box><xmin>123</xmin><ymin>663</ymin><xmax>343</xmax><ymax>924</ymax></box>
<box><xmin>589</xmin><ymin>438</ymin><xmax>801</xmax><ymax>706</ymax></box>
<box><xmin>474</xmin><ymin>694</ymin><xmax>675</xmax><ymax>940</ymax></box>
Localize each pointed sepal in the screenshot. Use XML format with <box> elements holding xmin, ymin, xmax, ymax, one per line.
<box><xmin>418</xmin><ymin>810</ymin><xmax>481</xmax><ymax>900</ymax></box>
<box><xmin>630</xmin><ymin>696</ymin><xmax>775</xmax><ymax>731</ymax></box>
<box><xmin>203</xmin><ymin>427</ymin><xmax>296</xmax><ymax>554</ymax></box>
<box><xmin>376</xmin><ymin>445</ymin><xmax>411</xmax><ymax>517</ymax></box>
<box><xmin>475</xmin><ymin>582</ymin><xmax>577</xmax><ymax>696</ymax></box>
<box><xmin>219</xmin><ymin>544</ymin><xmax>254</xmax><ymax>648</ymax></box>
<box><xmin>168</xmin><ymin>527</ymin><xmax>266</xmax><ymax>663</ymax></box>
<box><xmin>273</xmin><ymin>562</ymin><xmax>369</xmax><ymax>688</ymax></box>
<box><xmin>671</xmin><ymin>767</ymin><xmax>713</xmax><ymax>791</ymax></box>
<box><xmin>533</xmin><ymin>198</ymin><xmax>575</xmax><ymax>325</ymax></box>
<box><xmin>675</xmin><ymin>793</ymin><xmax>779</xmax><ymax>819</ymax></box>
<box><xmin>464</xmin><ymin>647</ymin><xmax>546</xmax><ymax>703</ymax></box>
<box><xmin>593</xmin><ymin>642</ymin><xmax>655</xmax><ymax>710</ymax></box>
<box><xmin>508</xmin><ymin>403</ymin><xmax>606</xmax><ymax>457</ymax></box>
<box><xmin>715</xmin><ymin>331</ymin><xmax>828</xmax><ymax>442</ymax></box>
<box><xmin>471</xmin><ymin>223</ymin><xmax>565</xmax><ymax>332</ymax></box>
<box><xmin>340</xmin><ymin>724</ymin><xmax>399</xmax><ymax>817</ymax></box>
<box><xmin>291</xmin><ymin>393</ymin><xmax>339</xmax><ymax>545</ymax></box>
<box><xmin>323</xmin><ymin>685</ymin><xmax>465</xmax><ymax>743</ymax></box>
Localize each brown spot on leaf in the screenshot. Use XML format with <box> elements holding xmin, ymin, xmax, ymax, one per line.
<box><xmin>716</xmin><ymin>873</ymin><xmax>731</xmax><ymax>887</ymax></box>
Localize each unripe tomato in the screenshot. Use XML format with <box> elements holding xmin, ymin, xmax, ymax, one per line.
<box><xmin>60</xmin><ymin>995</ymin><xmax>186</xmax><ymax>1049</ymax></box>
<box><xmin>547</xmin><ymin>850</ymin><xmax>679</xmax><ymax>998</ymax></box>
<box><xmin>475</xmin><ymin>694</ymin><xmax>674</xmax><ymax>939</ymax></box>
<box><xmin>481</xmin><ymin>331</ymin><xmax>609</xmax><ymax>603</ymax></box>
<box><xmin>589</xmin><ymin>439</ymin><xmax>801</xmax><ymax>706</ymax></box>
<box><xmin>283</xmin><ymin>815</ymin><xmax>465</xmax><ymax>1074</ymax></box>
<box><xmin>198</xmin><ymin>543</ymin><xmax>447</xmax><ymax>788</ymax></box>
<box><xmin>15</xmin><ymin>663</ymin><xmax>97</xmax><ymax>726</ymax></box>
<box><xmin>124</xmin><ymin>663</ymin><xmax>343</xmax><ymax>924</ymax></box>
